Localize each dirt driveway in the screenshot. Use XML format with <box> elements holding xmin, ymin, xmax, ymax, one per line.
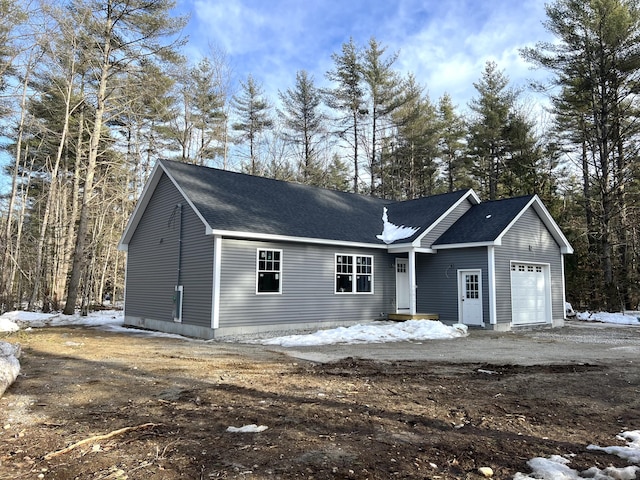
<box><xmin>1</xmin><ymin>321</ymin><xmax>639</xmax><ymax>479</ymax></box>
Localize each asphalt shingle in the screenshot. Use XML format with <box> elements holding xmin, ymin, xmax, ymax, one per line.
<box><xmin>433</xmin><ymin>195</ymin><xmax>535</xmax><ymax>245</ymax></box>
<box><xmin>160</xmin><ymin>160</ymin><xmax>472</xmax><ymax>245</ymax></box>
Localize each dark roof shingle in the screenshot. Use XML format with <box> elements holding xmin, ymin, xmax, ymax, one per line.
<box><xmin>160</xmin><ymin>160</ymin><xmax>470</xmax><ymax>245</ymax></box>
<box><xmin>433</xmin><ymin>195</ymin><xmax>535</xmax><ymax>246</ymax></box>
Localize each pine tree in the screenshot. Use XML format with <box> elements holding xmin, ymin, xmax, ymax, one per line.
<box><xmin>232</xmin><ymin>75</ymin><xmax>273</xmax><ymax>175</ymax></box>
<box><xmin>361</xmin><ymin>37</ymin><xmax>404</xmax><ymax>196</ymax></box>
<box><xmin>389</xmin><ymin>74</ymin><xmax>438</xmax><ymax>199</ymax></box>
<box><xmin>63</xmin><ymin>0</ymin><xmax>186</xmax><ymax>315</ymax></box>
<box><xmin>278</xmin><ymin>70</ymin><xmax>327</xmax><ymax>185</ymax></box>
<box><xmin>324</xmin><ymin>38</ymin><xmax>366</xmax><ymax>193</ymax></box>
<box><xmin>522</xmin><ymin>0</ymin><xmax>640</xmax><ymax>309</ymax></box>
<box><xmin>467</xmin><ymin>61</ymin><xmax>515</xmax><ymax>200</ymax></box>
<box><xmin>437</xmin><ymin>93</ymin><xmax>468</xmax><ymax>192</ymax></box>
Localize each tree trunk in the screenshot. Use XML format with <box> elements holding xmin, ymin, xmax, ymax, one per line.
<box><xmin>29</xmin><ymin>76</ymin><xmax>75</xmax><ymax>310</ymax></box>
<box><xmin>64</xmin><ymin>25</ymin><xmax>112</xmax><ymax>315</ymax></box>
<box><xmin>1</xmin><ymin>61</ymin><xmax>32</xmax><ymax>308</ymax></box>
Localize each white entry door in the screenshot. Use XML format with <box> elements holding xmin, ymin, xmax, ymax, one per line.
<box><xmin>395</xmin><ymin>259</ymin><xmax>410</xmax><ymax>311</ymax></box>
<box><xmin>458</xmin><ymin>270</ymin><xmax>483</xmax><ymax>325</ymax></box>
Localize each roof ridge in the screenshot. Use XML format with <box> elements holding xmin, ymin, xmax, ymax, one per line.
<box><xmin>160</xmin><ymin>158</ymin><xmax>388</xmax><ymax>204</ymax></box>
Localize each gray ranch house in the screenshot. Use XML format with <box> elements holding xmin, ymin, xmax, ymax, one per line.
<box><xmin>118</xmin><ymin>159</ymin><xmax>573</xmax><ymax>339</ymax></box>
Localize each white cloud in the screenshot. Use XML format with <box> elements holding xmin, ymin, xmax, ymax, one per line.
<box><xmin>180</xmin><ymin>0</ymin><xmax>556</xmax><ymax>111</ymax></box>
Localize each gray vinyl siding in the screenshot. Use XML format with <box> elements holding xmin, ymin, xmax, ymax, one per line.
<box><xmin>494</xmin><ymin>208</ymin><xmax>564</xmax><ymax>325</ymax></box>
<box><xmin>125</xmin><ymin>173</ymin><xmax>213</xmax><ymax>327</ymax></box>
<box><xmin>415</xmin><ymin>248</ymin><xmax>488</xmax><ymax>324</ymax></box>
<box><xmin>218</xmin><ymin>239</ymin><xmax>395</xmax><ymax>327</ymax></box>
<box><xmin>420</xmin><ymin>199</ymin><xmax>472</xmax><ymax>248</ymax></box>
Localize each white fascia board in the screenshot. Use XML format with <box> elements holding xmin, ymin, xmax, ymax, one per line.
<box><xmin>161</xmin><ymin>163</ymin><xmax>214</xmax><ymax>236</ymax></box>
<box><xmin>413</xmin><ymin>189</ymin><xmax>481</xmax><ymax>246</ymax></box>
<box><xmin>432</xmin><ymin>241</ymin><xmax>497</xmax><ymax>250</ymax></box>
<box><xmin>209</xmin><ymin>229</ymin><xmax>389</xmax><ymax>249</ymax></box>
<box><xmin>118</xmin><ymin>161</ymin><xmax>163</xmax><ymax>250</ymax></box>
<box><xmin>494</xmin><ymin>195</ymin><xmax>574</xmax><ymax>255</ymax></box>
<box><xmin>118</xmin><ymin>160</ymin><xmax>214</xmax><ymax>250</ymax></box>
<box><xmin>388</xmin><ymin>245</ymin><xmax>434</xmax><ymax>254</ymax></box>
<box><xmin>531</xmin><ymin>197</ymin><xmax>574</xmax><ymax>254</ymax></box>
<box><xmin>387</xmin><ymin>242</ymin><xmax>414</xmax><ymax>251</ymax></box>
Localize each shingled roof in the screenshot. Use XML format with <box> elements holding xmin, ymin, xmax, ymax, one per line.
<box><xmin>122</xmin><ymin>160</ymin><xmax>474</xmax><ymax>247</ymax></box>
<box><xmin>120</xmin><ymin>160</ymin><xmax>573</xmax><ymax>254</ymax></box>
<box><xmin>433</xmin><ymin>195</ymin><xmax>536</xmax><ymax>246</ymax></box>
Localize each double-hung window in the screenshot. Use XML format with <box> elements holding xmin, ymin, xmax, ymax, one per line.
<box><xmin>257</xmin><ymin>249</ymin><xmax>282</xmax><ymax>294</ymax></box>
<box><xmin>335</xmin><ymin>254</ymin><xmax>373</xmax><ymax>294</ymax></box>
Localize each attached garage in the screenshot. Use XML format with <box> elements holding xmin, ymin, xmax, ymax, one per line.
<box><xmin>510</xmin><ymin>263</ymin><xmax>551</xmax><ymax>325</ymax></box>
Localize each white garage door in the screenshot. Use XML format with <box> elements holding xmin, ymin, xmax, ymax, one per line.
<box><xmin>510</xmin><ymin>263</ymin><xmax>551</xmax><ymax>325</ymax></box>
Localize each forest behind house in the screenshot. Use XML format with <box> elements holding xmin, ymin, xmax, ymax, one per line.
<box><xmin>0</xmin><ymin>0</ymin><xmax>639</xmax><ymax>315</ymax></box>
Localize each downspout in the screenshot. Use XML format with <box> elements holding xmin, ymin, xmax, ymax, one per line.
<box><xmin>172</xmin><ymin>203</ymin><xmax>183</xmax><ymax>322</ymax></box>
<box><xmin>176</xmin><ymin>203</ymin><xmax>183</xmax><ymax>287</ymax></box>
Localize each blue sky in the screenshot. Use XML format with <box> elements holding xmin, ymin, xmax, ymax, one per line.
<box><xmin>177</xmin><ymin>0</ymin><xmax>554</xmax><ymax>109</ymax></box>
<box><xmin>1</xmin><ymin>1</ymin><xmax>555</xmax><ymax>195</ymax></box>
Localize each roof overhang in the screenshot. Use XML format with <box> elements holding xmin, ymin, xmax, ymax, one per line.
<box><xmin>387</xmin><ymin>244</ymin><xmax>434</xmax><ymax>254</ymax></box>
<box><xmin>496</xmin><ymin>195</ymin><xmax>573</xmax><ymax>255</ymax></box>
<box><xmin>412</xmin><ymin>189</ymin><xmax>481</xmax><ymax>247</ymax></box>
<box><xmin>118</xmin><ymin>160</ymin><xmax>213</xmax><ymax>251</ymax></box>
<box><xmin>209</xmin><ymin>229</ymin><xmax>389</xmax><ymax>250</ymax></box>
<box><xmin>432</xmin><ymin>241</ymin><xmax>497</xmax><ymax>250</ymax></box>
<box><xmin>432</xmin><ymin>195</ymin><xmax>573</xmax><ymax>254</ymax></box>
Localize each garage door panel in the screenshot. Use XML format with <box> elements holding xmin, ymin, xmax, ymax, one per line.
<box><xmin>511</xmin><ymin>263</ymin><xmax>550</xmax><ymax>325</ymax></box>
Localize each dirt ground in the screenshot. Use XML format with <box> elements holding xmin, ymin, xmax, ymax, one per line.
<box><xmin>1</xmin><ymin>323</ymin><xmax>639</xmax><ymax>480</ymax></box>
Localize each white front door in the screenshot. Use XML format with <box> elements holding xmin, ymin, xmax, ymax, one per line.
<box><xmin>396</xmin><ymin>259</ymin><xmax>410</xmax><ymax>312</ymax></box>
<box><xmin>458</xmin><ymin>270</ymin><xmax>483</xmax><ymax>325</ymax></box>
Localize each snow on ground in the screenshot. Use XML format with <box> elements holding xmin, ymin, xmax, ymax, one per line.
<box><xmin>577</xmin><ymin>310</ymin><xmax>640</xmax><ymax>325</ymax></box>
<box><xmin>0</xmin><ymin>309</ymin><xmax>124</xmax><ymax>331</ymax></box>
<box><xmin>0</xmin><ymin>317</ymin><xmax>20</xmax><ymax>333</ymax></box>
<box><xmin>0</xmin><ymin>341</ymin><xmax>20</xmax><ymax>397</ymax></box>
<box><xmin>0</xmin><ymin>308</ymin><xmax>639</xmax><ymax>476</ymax></box>
<box><xmin>260</xmin><ymin>320</ymin><xmax>468</xmax><ymax>347</ymax></box>
<box><xmin>226</xmin><ymin>424</ymin><xmax>268</xmax><ymax>433</ymax></box>
<box><xmin>514</xmin><ymin>431</ymin><xmax>640</xmax><ymax>480</ymax></box>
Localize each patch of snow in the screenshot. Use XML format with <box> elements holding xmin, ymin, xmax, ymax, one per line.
<box><xmin>565</xmin><ymin>302</ymin><xmax>576</xmax><ymax>318</ymax></box>
<box><xmin>515</xmin><ymin>431</ymin><xmax>640</xmax><ymax>480</ymax></box>
<box><xmin>0</xmin><ymin>317</ymin><xmax>20</xmax><ymax>333</ymax></box>
<box><xmin>588</xmin><ymin>431</ymin><xmax>640</xmax><ymax>463</ymax></box>
<box><xmin>260</xmin><ymin>320</ymin><xmax>468</xmax><ymax>347</ymax></box>
<box><xmin>0</xmin><ymin>342</ymin><xmax>21</xmax><ymax>397</ymax></box>
<box><xmin>576</xmin><ymin>310</ymin><xmax>640</xmax><ymax>325</ymax></box>
<box><xmin>376</xmin><ymin>207</ymin><xmax>420</xmax><ymax>244</ymax></box>
<box><xmin>226</xmin><ymin>424</ymin><xmax>268</xmax><ymax>433</ymax></box>
<box><xmin>0</xmin><ymin>311</ymin><xmax>59</xmax><ymax>327</ymax></box>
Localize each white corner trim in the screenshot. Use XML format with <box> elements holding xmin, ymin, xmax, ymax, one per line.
<box><xmin>211</xmin><ymin>235</ymin><xmax>222</xmax><ymax>329</ymax></box>
<box><xmin>487</xmin><ymin>246</ymin><xmax>497</xmax><ymax>325</ymax></box>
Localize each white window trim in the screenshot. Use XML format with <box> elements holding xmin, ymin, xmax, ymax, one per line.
<box><xmin>256</xmin><ymin>248</ymin><xmax>283</xmax><ymax>295</ymax></box>
<box><xmin>334</xmin><ymin>253</ymin><xmax>374</xmax><ymax>295</ymax></box>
